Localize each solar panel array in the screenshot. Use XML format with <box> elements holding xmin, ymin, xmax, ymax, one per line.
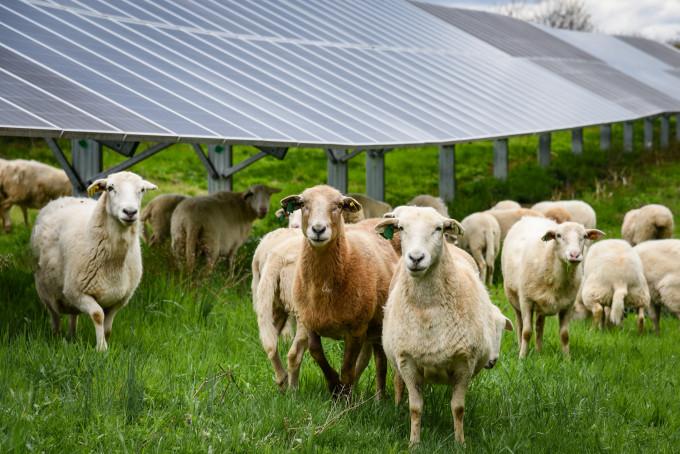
<box><xmin>0</xmin><ymin>0</ymin><xmax>678</xmax><ymax>148</ymax></box>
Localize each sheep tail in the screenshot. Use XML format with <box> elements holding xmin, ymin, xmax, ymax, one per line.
<box><xmin>484</xmin><ymin>230</ymin><xmax>496</xmax><ymax>270</ymax></box>
<box><xmin>256</xmin><ymin>255</ymin><xmax>284</xmax><ymax>353</ymax></box>
<box><xmin>611</xmin><ymin>285</ymin><xmax>627</xmax><ymax>325</ymax></box>
<box><xmin>140</xmin><ymin>204</ymin><xmax>152</xmax><ymax>243</ymax></box>
<box><xmin>184</xmin><ymin>225</ymin><xmax>200</xmax><ymax>271</ymax></box>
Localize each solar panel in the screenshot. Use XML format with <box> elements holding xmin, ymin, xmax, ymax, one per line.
<box><xmin>617</xmin><ymin>36</ymin><xmax>680</xmax><ymax>69</ymax></box>
<box><xmin>0</xmin><ymin>0</ymin><xmax>672</xmax><ymax>148</ymax></box>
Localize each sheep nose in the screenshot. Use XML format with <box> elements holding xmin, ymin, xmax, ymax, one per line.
<box><xmin>123</xmin><ymin>208</ymin><xmax>137</xmax><ymax>217</ymax></box>
<box><xmin>311</xmin><ymin>224</ymin><xmax>326</xmax><ymax>235</ymax></box>
<box><xmin>408</xmin><ymin>252</ymin><xmax>425</xmax><ymax>264</ymax></box>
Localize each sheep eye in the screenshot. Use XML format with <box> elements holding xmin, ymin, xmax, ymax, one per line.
<box><xmin>435</xmin><ymin>226</ymin><xmax>442</xmax><ymax>232</ymax></box>
<box><xmin>583</xmin><ymin>234</ymin><xmax>588</xmax><ymax>239</ymax></box>
<box><xmin>106</xmin><ymin>185</ymin><xmax>114</xmax><ymax>192</ymax></box>
<box><xmin>556</xmin><ymin>234</ymin><xmax>562</xmax><ymax>239</ymax></box>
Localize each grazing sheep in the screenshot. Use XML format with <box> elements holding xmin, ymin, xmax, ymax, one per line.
<box><xmin>622</xmin><ymin>204</ymin><xmax>674</xmax><ymax>246</ymax></box>
<box><xmin>31</xmin><ymin>171</ymin><xmax>157</xmax><ymax>351</ymax></box>
<box><xmin>171</xmin><ymin>184</ymin><xmax>280</xmax><ymax>271</ymax></box>
<box><xmin>532</xmin><ymin>200</ymin><xmax>597</xmax><ymax>228</ymax></box>
<box><xmin>140</xmin><ymin>193</ymin><xmax>187</xmax><ymax>245</ymax></box>
<box><xmin>0</xmin><ymin>158</ymin><xmax>71</xmax><ymax>233</ymax></box>
<box><xmin>486</xmin><ymin>208</ymin><xmax>545</xmax><ymax>241</ymax></box>
<box><xmin>407</xmin><ymin>194</ymin><xmax>448</xmax><ymax>216</ymax></box>
<box><xmin>578</xmin><ymin>240</ymin><xmax>649</xmax><ymax>332</ymax></box>
<box><xmin>455</xmin><ymin>212</ymin><xmax>501</xmax><ymax>286</ymax></box>
<box><xmin>347</xmin><ymin>193</ymin><xmax>391</xmax><ymax>219</ymax></box>
<box><xmin>633</xmin><ymin>240</ymin><xmax>680</xmax><ymax>334</ymax></box>
<box><xmin>376</xmin><ymin>206</ymin><xmax>512</xmax><ymax>445</ymax></box>
<box><xmin>491</xmin><ymin>200</ymin><xmax>521</xmax><ymax>210</ymax></box>
<box><xmin>502</xmin><ymin>217</ymin><xmax>604</xmax><ymax>357</ymax></box>
<box><xmin>543</xmin><ymin>206</ymin><xmax>571</xmax><ymax>224</ymax></box>
<box><xmin>280</xmin><ymin>185</ymin><xmax>398</xmax><ymax>398</ymax></box>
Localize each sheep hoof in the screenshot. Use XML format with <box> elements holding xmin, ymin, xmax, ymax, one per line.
<box><xmin>485</xmin><ymin>358</ymin><xmax>497</xmax><ymax>369</ymax></box>
<box><xmin>276</xmin><ymin>373</ymin><xmax>289</xmax><ymax>392</ymax></box>
<box><xmin>331</xmin><ymin>383</ymin><xmax>352</xmax><ymax>400</ymax></box>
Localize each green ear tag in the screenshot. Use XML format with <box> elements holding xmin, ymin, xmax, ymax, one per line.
<box><xmin>382</xmin><ymin>224</ymin><xmax>394</xmax><ymax>240</ymax></box>
<box><xmin>277</xmin><ymin>211</ymin><xmax>286</xmax><ymax>222</ymax></box>
<box><xmin>286</xmin><ymin>200</ymin><xmax>296</xmax><ymax>214</ymax></box>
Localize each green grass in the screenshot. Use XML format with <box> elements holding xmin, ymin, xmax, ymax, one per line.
<box><xmin>2</xmin><ymin>121</ymin><xmax>680</xmax><ymax>452</ymax></box>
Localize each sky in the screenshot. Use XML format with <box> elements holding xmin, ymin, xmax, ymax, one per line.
<box><xmin>426</xmin><ymin>0</ymin><xmax>680</xmax><ymax>42</ymax></box>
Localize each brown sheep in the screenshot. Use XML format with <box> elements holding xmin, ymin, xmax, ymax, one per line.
<box><xmin>281</xmin><ymin>185</ymin><xmax>398</xmax><ymax>398</ymax></box>
<box><xmin>141</xmin><ymin>193</ymin><xmax>187</xmax><ymax>245</ymax></box>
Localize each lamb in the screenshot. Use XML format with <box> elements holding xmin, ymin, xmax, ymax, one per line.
<box><xmin>0</xmin><ymin>158</ymin><xmax>72</xmax><ymax>233</ymax></box>
<box><xmin>502</xmin><ymin>217</ymin><xmax>604</xmax><ymax>358</ymax></box>
<box><xmin>621</xmin><ymin>204</ymin><xmax>674</xmax><ymax>246</ymax></box>
<box><xmin>140</xmin><ymin>193</ymin><xmax>187</xmax><ymax>245</ymax></box>
<box><xmin>532</xmin><ymin>200</ymin><xmax>597</xmax><ymax>228</ymax></box>
<box><xmin>491</xmin><ymin>200</ymin><xmax>521</xmax><ymax>210</ymax></box>
<box><xmin>30</xmin><ymin>171</ymin><xmax>157</xmax><ymax>351</ymax></box>
<box><xmin>486</xmin><ymin>208</ymin><xmax>545</xmax><ymax>241</ymax></box>
<box><xmin>347</xmin><ymin>192</ymin><xmax>391</xmax><ymax>219</ymax></box>
<box><xmin>454</xmin><ymin>212</ymin><xmax>501</xmax><ymax>286</ymax></box>
<box><xmin>376</xmin><ymin>206</ymin><xmax>512</xmax><ymax>445</ymax></box>
<box><xmin>633</xmin><ymin>240</ymin><xmax>680</xmax><ymax>334</ymax></box>
<box><xmin>280</xmin><ymin>185</ymin><xmax>398</xmax><ymax>397</ymax></box>
<box><xmin>407</xmin><ymin>194</ymin><xmax>448</xmax><ymax>216</ymax></box>
<box><xmin>577</xmin><ymin>240</ymin><xmax>649</xmax><ymax>332</ymax></box>
<box><xmin>171</xmin><ymin>184</ymin><xmax>280</xmax><ymax>271</ymax></box>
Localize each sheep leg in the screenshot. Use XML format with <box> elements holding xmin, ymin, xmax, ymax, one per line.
<box><xmin>649</xmin><ymin>303</ymin><xmax>661</xmax><ymax>335</ymax></box>
<box><xmin>558</xmin><ymin>309</ymin><xmax>571</xmax><ymax>357</ymax></box>
<box><xmin>20</xmin><ymin>205</ymin><xmax>29</xmax><ymax>227</ymax></box>
<box><xmin>337</xmin><ymin>334</ymin><xmax>364</xmax><ymax>397</ymax></box>
<box><xmin>398</xmin><ymin>358</ymin><xmax>423</xmax><ymax>446</ymax></box>
<box><xmin>512</xmin><ymin>306</ymin><xmax>523</xmax><ymax>346</ymax></box>
<box><xmin>354</xmin><ymin>341</ymin><xmax>372</xmax><ymax>383</ymax></box>
<box><xmin>450</xmin><ymin>370</ymin><xmax>470</xmax><ymax>445</ymax></box>
<box><xmin>0</xmin><ymin>203</ymin><xmax>11</xmax><ymax>233</ymax></box>
<box><xmin>307</xmin><ymin>331</ymin><xmax>340</xmax><ymax>394</ymax></box>
<box><xmin>486</xmin><ymin>262</ymin><xmax>495</xmax><ymax>287</ymax></box>
<box><xmin>103</xmin><ymin>305</ymin><xmax>123</xmax><ymax>343</ymax></box>
<box><xmin>591</xmin><ymin>303</ymin><xmax>604</xmax><ymax>330</ymax></box>
<box><xmin>394</xmin><ymin>371</ymin><xmax>405</xmax><ymax>406</ymax></box>
<box><xmin>603</xmin><ymin>306</ymin><xmax>611</xmax><ymax>328</ymax></box>
<box><xmin>72</xmin><ymin>294</ymin><xmax>107</xmax><ymax>351</ymax></box>
<box><xmin>637</xmin><ymin>307</ymin><xmax>645</xmax><ymax>334</ymax></box>
<box><xmin>372</xmin><ymin>342</ymin><xmax>388</xmax><ymax>400</ymax></box>
<box><xmin>535</xmin><ymin>314</ymin><xmax>545</xmax><ymax>353</ymax></box>
<box><xmin>286</xmin><ymin>323</ymin><xmax>308</xmax><ymax>391</ymax></box>
<box><xmin>47</xmin><ymin>306</ymin><xmax>61</xmax><ymax>335</ymax></box>
<box><xmin>519</xmin><ymin>297</ymin><xmax>534</xmax><ymax>358</ymax></box>
<box><xmin>68</xmin><ymin>314</ymin><xmax>78</xmax><ymax>339</ymax></box>
<box><xmin>472</xmin><ymin>250</ymin><xmax>486</xmax><ymax>285</ymax></box>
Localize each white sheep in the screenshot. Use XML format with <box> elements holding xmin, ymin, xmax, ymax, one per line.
<box><xmin>532</xmin><ymin>200</ymin><xmax>597</xmax><ymax>228</ymax></box>
<box><xmin>140</xmin><ymin>193</ymin><xmax>187</xmax><ymax>245</ymax></box>
<box><xmin>0</xmin><ymin>158</ymin><xmax>72</xmax><ymax>233</ymax></box>
<box><xmin>502</xmin><ymin>217</ymin><xmax>604</xmax><ymax>358</ymax></box>
<box><xmin>491</xmin><ymin>200</ymin><xmax>521</xmax><ymax>210</ymax></box>
<box><xmin>31</xmin><ymin>171</ymin><xmax>157</xmax><ymax>351</ymax></box>
<box><xmin>486</xmin><ymin>207</ymin><xmax>545</xmax><ymax>241</ymax></box>
<box><xmin>376</xmin><ymin>206</ymin><xmax>512</xmax><ymax>445</ymax></box>
<box><xmin>407</xmin><ymin>194</ymin><xmax>449</xmax><ymax>216</ymax></box>
<box><xmin>454</xmin><ymin>212</ymin><xmax>501</xmax><ymax>286</ymax></box>
<box><xmin>274</xmin><ymin>207</ymin><xmax>302</xmax><ymax>229</ymax></box>
<box><xmin>578</xmin><ymin>239</ymin><xmax>649</xmax><ymax>332</ymax></box>
<box><xmin>171</xmin><ymin>184</ymin><xmax>280</xmax><ymax>271</ymax></box>
<box><xmin>622</xmin><ymin>204</ymin><xmax>674</xmax><ymax>246</ymax></box>
<box><xmin>347</xmin><ymin>193</ymin><xmax>392</xmax><ymax>219</ymax></box>
<box><xmin>633</xmin><ymin>239</ymin><xmax>680</xmax><ymax>334</ymax></box>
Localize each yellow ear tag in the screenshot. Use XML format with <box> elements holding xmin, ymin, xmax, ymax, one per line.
<box><xmin>87</xmin><ymin>186</ymin><xmax>98</xmax><ymax>197</ymax></box>
<box><xmin>382</xmin><ymin>224</ymin><xmax>394</xmax><ymax>240</ymax></box>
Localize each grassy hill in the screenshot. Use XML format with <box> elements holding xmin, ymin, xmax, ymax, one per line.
<box><xmin>1</xmin><ymin>121</ymin><xmax>679</xmax><ymax>452</ymax></box>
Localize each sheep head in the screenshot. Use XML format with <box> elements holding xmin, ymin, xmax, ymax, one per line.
<box><xmin>87</xmin><ymin>171</ymin><xmax>157</xmax><ymax>226</ymax></box>
<box><xmin>376</xmin><ymin>206</ymin><xmax>463</xmax><ymax>277</ymax></box>
<box><xmin>280</xmin><ymin>185</ymin><xmax>361</xmax><ymax>248</ymax></box>
<box><xmin>243</xmin><ymin>184</ymin><xmax>281</xmax><ymax>219</ymax></box>
<box><xmin>541</xmin><ymin>221</ymin><xmax>605</xmax><ymax>264</ymax></box>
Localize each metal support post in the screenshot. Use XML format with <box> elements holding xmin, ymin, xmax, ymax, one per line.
<box><xmin>600</xmin><ymin>124</ymin><xmax>611</xmax><ymax>151</ymax></box>
<box><xmin>438</xmin><ymin>144</ymin><xmax>455</xmax><ymax>203</ymax></box>
<box><xmin>538</xmin><ymin>133</ymin><xmax>551</xmax><ymax>167</ymax></box>
<box><xmin>493</xmin><ymin>139</ymin><xmax>508</xmax><ymax>180</ymax></box>
<box><xmin>326</xmin><ymin>149</ymin><xmax>348</xmax><ymax>194</ymax></box>
<box><xmin>208</xmin><ymin>144</ymin><xmax>232</xmax><ymax>193</ymax></box>
<box><xmin>644</xmin><ymin>117</ymin><xmax>654</xmax><ymax>151</ymax></box>
<box><xmin>71</xmin><ymin>139</ymin><xmax>102</xmax><ymax>196</ymax></box>
<box><xmin>623</xmin><ymin>121</ymin><xmax>634</xmax><ymax>153</ymax></box>
<box><xmin>572</xmin><ymin>128</ymin><xmax>583</xmax><ymax>155</ymax></box>
<box><xmin>366</xmin><ymin>150</ymin><xmax>385</xmax><ymax>201</ymax></box>
<box><xmin>660</xmin><ymin>115</ymin><xmax>670</xmax><ymax>149</ymax></box>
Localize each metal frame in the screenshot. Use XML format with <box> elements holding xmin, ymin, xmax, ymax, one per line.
<box><xmin>438</xmin><ymin>144</ymin><xmax>455</xmax><ymax>202</ymax></box>
<box><xmin>572</xmin><ymin>128</ymin><xmax>584</xmax><ymax>155</ymax></box>
<box><xmin>643</xmin><ymin>117</ymin><xmax>654</xmax><ymax>150</ymax></box>
<box><xmin>600</xmin><ymin>124</ymin><xmax>611</xmax><ymax>151</ymax></box>
<box><xmin>493</xmin><ymin>138</ymin><xmax>509</xmax><ymax>180</ymax></box>
<box><xmin>538</xmin><ymin>133</ymin><xmax>551</xmax><ymax>167</ymax></box>
<box><xmin>623</xmin><ymin>121</ymin><xmax>634</xmax><ymax>153</ymax></box>
<box><xmin>366</xmin><ymin>149</ymin><xmax>391</xmax><ymax>201</ymax></box>
<box><xmin>325</xmin><ymin>148</ymin><xmax>362</xmax><ymax>194</ymax></box>
<box><xmin>660</xmin><ymin>115</ymin><xmax>670</xmax><ymax>148</ymax></box>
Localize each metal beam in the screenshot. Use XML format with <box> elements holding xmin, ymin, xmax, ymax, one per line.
<box><xmin>45</xmin><ymin>138</ymin><xmax>86</xmax><ymax>194</ymax></box>
<box><xmin>98</xmin><ymin>141</ymin><xmax>139</xmax><ymax>157</ymax></box>
<box><xmin>326</xmin><ymin>149</ymin><xmax>348</xmax><ymax>194</ymax></box>
<box><xmin>366</xmin><ymin>149</ymin><xmax>385</xmax><ymax>201</ymax></box>
<box><xmin>644</xmin><ymin>117</ymin><xmax>654</xmax><ymax>151</ymax></box>
<box><xmin>493</xmin><ymin>139</ymin><xmax>508</xmax><ymax>181</ymax></box>
<box><xmin>88</xmin><ymin>143</ymin><xmax>173</xmax><ymax>183</ymax></box>
<box><xmin>72</xmin><ymin>139</ymin><xmax>102</xmax><ymax>195</ymax></box>
<box><xmin>660</xmin><ymin>115</ymin><xmax>670</xmax><ymax>149</ymax></box>
<box><xmin>208</xmin><ymin>144</ymin><xmax>232</xmax><ymax>193</ymax></box>
<box><xmin>600</xmin><ymin>124</ymin><xmax>611</xmax><ymax>151</ymax></box>
<box><xmin>438</xmin><ymin>144</ymin><xmax>455</xmax><ymax>203</ymax></box>
<box><xmin>193</xmin><ymin>143</ymin><xmax>220</xmax><ymax>180</ymax></box>
<box><xmin>538</xmin><ymin>133</ymin><xmax>551</xmax><ymax>167</ymax></box>
<box><xmin>572</xmin><ymin>128</ymin><xmax>583</xmax><ymax>155</ymax></box>
<box><xmin>623</xmin><ymin>121</ymin><xmax>634</xmax><ymax>153</ymax></box>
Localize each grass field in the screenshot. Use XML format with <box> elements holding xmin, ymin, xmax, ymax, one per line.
<box><xmin>2</xmin><ymin>122</ymin><xmax>680</xmax><ymax>452</ymax></box>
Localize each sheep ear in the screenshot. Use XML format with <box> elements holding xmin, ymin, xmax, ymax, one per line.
<box><xmin>280</xmin><ymin>195</ymin><xmax>303</xmax><ymax>214</ymax></box>
<box><xmin>443</xmin><ymin>219</ymin><xmax>464</xmax><ymax>236</ymax></box>
<box><xmin>275</xmin><ymin>207</ymin><xmax>288</xmax><ymax>221</ymax></box>
<box><xmin>87</xmin><ymin>179</ymin><xmax>107</xmax><ymax>197</ymax></box>
<box><xmin>504</xmin><ymin>317</ymin><xmax>514</xmax><ymax>332</ymax></box>
<box><xmin>383</xmin><ymin>211</ymin><xmax>396</xmax><ymax>218</ymax></box>
<box><xmin>375</xmin><ymin>218</ymin><xmax>398</xmax><ymax>240</ymax></box>
<box><xmin>341</xmin><ymin>196</ymin><xmax>362</xmax><ymax>213</ymax></box>
<box><xmin>266</xmin><ymin>186</ymin><xmax>282</xmax><ymax>194</ymax></box>
<box><xmin>585</xmin><ymin>229</ymin><xmax>606</xmax><ymax>241</ymax></box>
<box><xmin>141</xmin><ymin>180</ymin><xmax>157</xmax><ymax>192</ymax></box>
<box><xmin>444</xmin><ymin>233</ymin><xmax>458</xmax><ymax>244</ymax></box>
<box><xmin>542</xmin><ymin>230</ymin><xmax>557</xmax><ymax>242</ymax></box>
<box><xmin>242</xmin><ymin>189</ymin><xmax>253</xmax><ymax>200</ymax></box>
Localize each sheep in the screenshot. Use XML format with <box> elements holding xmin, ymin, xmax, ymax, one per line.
<box><xmin>502</xmin><ymin>216</ymin><xmax>604</xmax><ymax>358</ymax></box>
<box><xmin>171</xmin><ymin>184</ymin><xmax>280</xmax><ymax>271</ymax></box>
<box><xmin>578</xmin><ymin>240</ymin><xmax>649</xmax><ymax>332</ymax></box>
<box><xmin>376</xmin><ymin>206</ymin><xmax>512</xmax><ymax>445</ymax></box>
<box><xmin>491</xmin><ymin>200</ymin><xmax>521</xmax><ymax>210</ymax></box>
<box><xmin>622</xmin><ymin>204</ymin><xmax>674</xmax><ymax>246</ymax></box>
<box><xmin>274</xmin><ymin>207</ymin><xmax>302</xmax><ymax>229</ymax></box>
<box><xmin>347</xmin><ymin>192</ymin><xmax>391</xmax><ymax>219</ymax></box>
<box><xmin>140</xmin><ymin>193</ymin><xmax>187</xmax><ymax>245</ymax></box>
<box><xmin>532</xmin><ymin>200</ymin><xmax>597</xmax><ymax>228</ymax></box>
<box><xmin>542</xmin><ymin>206</ymin><xmax>572</xmax><ymax>224</ymax></box>
<box><xmin>454</xmin><ymin>212</ymin><xmax>501</xmax><ymax>286</ymax></box>
<box><xmin>0</xmin><ymin>158</ymin><xmax>72</xmax><ymax>233</ymax></box>
<box><xmin>30</xmin><ymin>171</ymin><xmax>157</xmax><ymax>351</ymax></box>
<box><xmin>280</xmin><ymin>185</ymin><xmax>398</xmax><ymax>398</ymax></box>
<box><xmin>486</xmin><ymin>208</ymin><xmax>545</xmax><ymax>241</ymax></box>
<box><xmin>633</xmin><ymin>239</ymin><xmax>680</xmax><ymax>334</ymax></box>
<box><xmin>407</xmin><ymin>194</ymin><xmax>448</xmax><ymax>216</ymax></box>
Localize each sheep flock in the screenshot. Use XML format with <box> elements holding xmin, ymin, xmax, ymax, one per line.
<box><xmin>4</xmin><ymin>156</ymin><xmax>679</xmax><ymax>446</ymax></box>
